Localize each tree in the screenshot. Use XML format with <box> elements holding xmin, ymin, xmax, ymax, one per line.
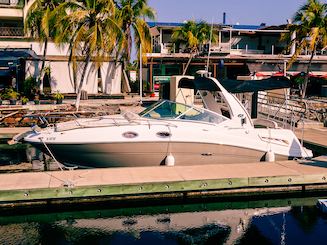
<box><xmin>114</xmin><ymin>0</ymin><xmax>156</xmax><ymax>64</ymax></box>
<box><xmin>53</xmin><ymin>0</ymin><xmax>122</xmax><ymax>110</ymax></box>
<box><xmin>172</xmin><ymin>20</ymin><xmax>216</xmax><ymax>75</ymax></box>
<box><xmin>284</xmin><ymin>0</ymin><xmax>327</xmax><ymax>98</ymax></box>
<box><xmin>25</xmin><ymin>0</ymin><xmax>63</xmax><ymax>94</ymax></box>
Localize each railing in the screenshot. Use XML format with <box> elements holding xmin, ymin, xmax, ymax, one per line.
<box><xmin>0</xmin><ymin>27</ymin><xmax>24</xmax><ymax>37</ymax></box>
<box><xmin>257</xmin><ymin>91</ymin><xmax>326</xmax><ymax>129</ymax></box>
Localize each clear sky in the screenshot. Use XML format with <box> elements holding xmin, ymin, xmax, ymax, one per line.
<box><xmin>147</xmin><ymin>0</ymin><xmax>319</xmax><ymax>26</ymax></box>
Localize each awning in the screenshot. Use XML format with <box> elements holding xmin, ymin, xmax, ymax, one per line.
<box><xmin>0</xmin><ymin>67</ymin><xmax>11</xmax><ymax>76</ymax></box>
<box><xmin>247</xmin><ymin>63</ymin><xmax>327</xmax><ymax>76</ymax></box>
<box><xmin>0</xmin><ymin>49</ymin><xmax>39</xmax><ymax>61</ymax></box>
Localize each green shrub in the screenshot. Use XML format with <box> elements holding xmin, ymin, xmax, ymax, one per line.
<box><xmin>1</xmin><ymin>88</ymin><xmax>20</xmax><ymax>100</ymax></box>
<box><xmin>22</xmin><ymin>76</ymin><xmax>37</xmax><ymax>99</ymax></box>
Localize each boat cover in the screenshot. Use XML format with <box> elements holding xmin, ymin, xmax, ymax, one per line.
<box><xmin>220</xmin><ymin>76</ymin><xmax>291</xmax><ymax>93</ymax></box>
<box><xmin>178</xmin><ymin>76</ymin><xmax>290</xmax><ymax>93</ymax></box>
<box><xmin>178</xmin><ymin>76</ymin><xmax>221</xmax><ymax>91</ymax></box>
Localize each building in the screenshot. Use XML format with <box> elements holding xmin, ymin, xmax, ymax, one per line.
<box><xmin>0</xmin><ymin>0</ymin><xmax>121</xmax><ymax>95</ymax></box>
<box><xmin>1</xmin><ymin>2</ymin><xmax>326</xmax><ymax>96</ymax></box>
<box><xmin>144</xmin><ymin>22</ymin><xmax>327</xmax><ymax>92</ymax></box>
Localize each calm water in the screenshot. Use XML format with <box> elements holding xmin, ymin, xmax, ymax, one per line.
<box><xmin>0</xmin><ymin>197</ymin><xmax>327</xmax><ymax>245</ymax></box>
<box><xmin>1</xmin><ymin>144</ymin><xmax>327</xmax><ymax>244</ymax></box>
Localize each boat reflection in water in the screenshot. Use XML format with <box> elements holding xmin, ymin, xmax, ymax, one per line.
<box><xmin>1</xmin><ymin>198</ymin><xmax>327</xmax><ymax>244</ymax></box>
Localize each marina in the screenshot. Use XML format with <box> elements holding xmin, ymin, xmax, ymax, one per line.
<box><xmin>0</xmin><ymin>0</ymin><xmax>327</xmax><ymax>243</ymax></box>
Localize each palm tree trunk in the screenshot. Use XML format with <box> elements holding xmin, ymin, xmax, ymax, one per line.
<box><xmin>126</xmin><ymin>26</ymin><xmax>132</xmax><ymax>63</ymax></box>
<box><xmin>39</xmin><ymin>38</ymin><xmax>48</xmax><ymax>94</ymax></box>
<box><xmin>301</xmin><ymin>48</ymin><xmax>315</xmax><ymax>99</ymax></box>
<box><xmin>75</xmin><ymin>55</ymin><xmax>91</xmax><ymax>111</ymax></box>
<box><xmin>182</xmin><ymin>53</ymin><xmax>194</xmax><ymax>75</ymax></box>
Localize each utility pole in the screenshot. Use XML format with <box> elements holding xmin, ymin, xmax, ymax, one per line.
<box><xmin>139</xmin><ymin>42</ymin><xmax>143</xmax><ymax>104</ymax></box>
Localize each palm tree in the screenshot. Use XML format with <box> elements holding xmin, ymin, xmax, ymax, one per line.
<box><xmin>25</xmin><ymin>0</ymin><xmax>63</xmax><ymax>94</ymax></box>
<box><xmin>172</xmin><ymin>20</ymin><xmax>216</xmax><ymax>75</ymax></box>
<box><xmin>114</xmin><ymin>0</ymin><xmax>156</xmax><ymax>64</ymax></box>
<box><xmin>54</xmin><ymin>0</ymin><xmax>122</xmax><ymax>110</ymax></box>
<box><xmin>284</xmin><ymin>0</ymin><xmax>327</xmax><ymax>98</ymax></box>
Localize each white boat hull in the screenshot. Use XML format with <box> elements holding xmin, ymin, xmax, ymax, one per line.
<box><xmin>30</xmin><ymin>141</ymin><xmax>289</xmax><ymax>168</ymax></box>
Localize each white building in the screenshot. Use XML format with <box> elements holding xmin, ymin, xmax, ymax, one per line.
<box><xmin>0</xmin><ymin>0</ymin><xmax>121</xmax><ymax>95</ymax></box>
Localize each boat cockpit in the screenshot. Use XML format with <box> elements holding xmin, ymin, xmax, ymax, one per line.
<box><xmin>139</xmin><ymin>100</ymin><xmax>228</xmax><ymax>125</ymax></box>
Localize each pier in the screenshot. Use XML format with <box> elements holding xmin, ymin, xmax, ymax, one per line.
<box><xmin>295</xmin><ymin>128</ymin><xmax>327</xmax><ymax>155</ymax></box>
<box><xmin>1</xmin><ymin>158</ymin><xmax>327</xmax><ymax>207</ymax></box>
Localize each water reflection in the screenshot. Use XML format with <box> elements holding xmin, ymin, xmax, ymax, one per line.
<box><xmin>0</xmin><ymin>143</ymin><xmax>56</xmax><ymax>171</ymax></box>
<box><xmin>1</xmin><ymin>197</ymin><xmax>327</xmax><ymax>244</ymax></box>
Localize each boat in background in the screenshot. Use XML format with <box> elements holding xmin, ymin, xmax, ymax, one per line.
<box><xmin>23</xmin><ymin>74</ymin><xmax>312</xmax><ymax>168</ymax></box>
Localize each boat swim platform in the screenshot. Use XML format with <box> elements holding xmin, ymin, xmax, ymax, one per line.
<box><xmin>1</xmin><ymin>158</ymin><xmax>327</xmax><ymax>207</ymax></box>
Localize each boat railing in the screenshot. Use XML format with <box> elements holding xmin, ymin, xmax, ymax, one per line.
<box><xmin>24</xmin><ymin>110</ymin><xmax>112</xmax><ymax>126</ymax></box>
<box><xmin>24</xmin><ymin>110</ymin><xmax>180</xmax><ymax>132</ymax></box>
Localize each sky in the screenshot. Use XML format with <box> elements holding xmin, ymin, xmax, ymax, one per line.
<box><xmin>147</xmin><ymin>0</ymin><xmax>320</xmax><ymax>26</ymax></box>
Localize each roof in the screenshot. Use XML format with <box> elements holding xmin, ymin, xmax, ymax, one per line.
<box><xmin>147</xmin><ymin>22</ymin><xmax>287</xmax><ymax>32</ymax></box>
<box><xmin>231</xmin><ymin>24</ymin><xmax>261</xmax><ymax>30</ymax></box>
<box><xmin>147</xmin><ymin>22</ymin><xmax>184</xmax><ymax>28</ymax></box>
<box><xmin>0</xmin><ymin>49</ymin><xmax>39</xmax><ymax>60</ymax></box>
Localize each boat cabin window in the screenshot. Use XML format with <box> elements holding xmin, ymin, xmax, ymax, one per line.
<box><xmin>139</xmin><ymin>100</ymin><xmax>227</xmax><ymax>124</ymax></box>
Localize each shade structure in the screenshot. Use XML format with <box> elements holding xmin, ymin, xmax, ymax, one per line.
<box><xmin>220</xmin><ymin>76</ymin><xmax>291</xmax><ymax>93</ymax></box>
<box><xmin>178</xmin><ymin>76</ymin><xmax>221</xmax><ymax>91</ymax></box>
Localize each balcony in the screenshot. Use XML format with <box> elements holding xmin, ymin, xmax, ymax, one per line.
<box><xmin>0</xmin><ymin>27</ymin><xmax>24</xmax><ymax>37</ymax></box>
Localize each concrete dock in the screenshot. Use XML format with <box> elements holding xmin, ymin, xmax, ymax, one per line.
<box><xmin>1</xmin><ymin>159</ymin><xmax>327</xmax><ymax>206</ymax></box>
<box><xmin>295</xmin><ymin>128</ymin><xmax>327</xmax><ymax>155</ymax></box>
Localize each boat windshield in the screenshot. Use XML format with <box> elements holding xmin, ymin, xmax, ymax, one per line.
<box><xmin>139</xmin><ymin>100</ymin><xmax>227</xmax><ymax>124</ymax></box>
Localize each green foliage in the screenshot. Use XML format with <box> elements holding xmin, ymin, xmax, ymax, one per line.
<box><xmin>126</xmin><ymin>61</ymin><xmax>138</xmax><ymax>71</ymax></box>
<box><xmin>21</xmin><ymin>96</ymin><xmax>29</xmax><ymax>104</ymax></box>
<box><xmin>294</xmin><ymin>76</ymin><xmax>305</xmax><ymax>85</ymax></box>
<box><xmin>22</xmin><ymin>76</ymin><xmax>37</xmax><ymax>99</ymax></box>
<box><xmin>282</xmin><ymin>0</ymin><xmax>327</xmax><ymax>98</ymax></box>
<box><xmin>1</xmin><ymin>88</ymin><xmax>20</xmax><ymax>100</ymax></box>
<box><xmin>172</xmin><ymin>20</ymin><xmax>216</xmax><ymax>54</ymax></box>
<box><xmin>43</xmin><ymin>66</ymin><xmax>51</xmax><ymax>76</ymax></box>
<box><xmin>52</xmin><ymin>91</ymin><xmax>64</xmax><ymax>100</ymax></box>
<box><xmin>115</xmin><ymin>0</ymin><xmax>156</xmax><ymax>64</ymax></box>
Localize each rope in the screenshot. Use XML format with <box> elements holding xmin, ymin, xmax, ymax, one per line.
<box><xmin>39</xmin><ymin>137</ymin><xmax>64</xmax><ymax>171</ymax></box>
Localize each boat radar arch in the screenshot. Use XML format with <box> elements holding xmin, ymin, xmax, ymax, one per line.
<box><xmin>196</xmin><ymin>70</ymin><xmax>212</xmax><ymax>77</ymax></box>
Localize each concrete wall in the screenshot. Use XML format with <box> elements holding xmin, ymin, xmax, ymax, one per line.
<box><xmin>25</xmin><ymin>60</ymin><xmax>122</xmax><ymax>94</ymax></box>
<box><xmin>0</xmin><ymin>8</ymin><xmax>23</xmax><ymax>19</ymax></box>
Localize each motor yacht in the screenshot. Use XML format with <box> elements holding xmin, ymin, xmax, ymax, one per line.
<box><xmin>23</xmin><ymin>75</ymin><xmax>312</xmax><ymax>168</ymax></box>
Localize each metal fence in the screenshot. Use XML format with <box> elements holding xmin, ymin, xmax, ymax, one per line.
<box><xmin>0</xmin><ymin>27</ymin><xmax>24</xmax><ymax>37</ymax></box>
